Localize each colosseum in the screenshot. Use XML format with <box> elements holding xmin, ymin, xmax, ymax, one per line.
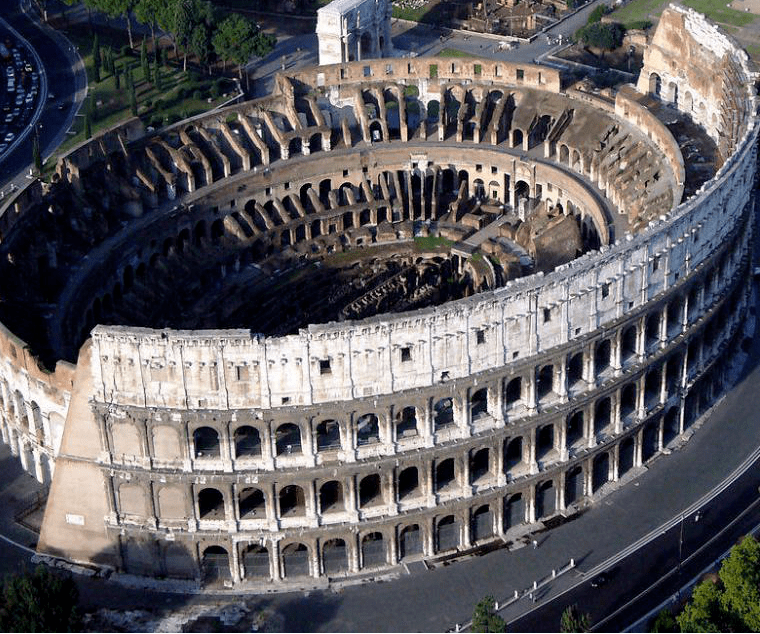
<box><xmin>0</xmin><ymin>4</ymin><xmax>755</xmax><ymax>589</ymax></box>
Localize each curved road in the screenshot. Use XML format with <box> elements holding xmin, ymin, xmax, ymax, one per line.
<box><xmin>0</xmin><ymin>0</ymin><xmax>86</xmax><ymax>196</ymax></box>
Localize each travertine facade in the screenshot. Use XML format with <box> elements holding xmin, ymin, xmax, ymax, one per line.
<box><xmin>0</xmin><ymin>6</ymin><xmax>755</xmax><ymax>588</ymax></box>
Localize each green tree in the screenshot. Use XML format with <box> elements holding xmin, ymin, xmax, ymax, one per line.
<box><xmin>129</xmin><ymin>82</ymin><xmax>138</xmax><ymax>116</ymax></box>
<box><xmin>92</xmin><ymin>31</ymin><xmax>101</xmax><ymax>82</ymax></box>
<box><xmin>114</xmin><ymin>63</ymin><xmax>121</xmax><ymax>90</ymax></box>
<box><xmin>719</xmin><ymin>535</ymin><xmax>760</xmax><ymax>630</ymax></box>
<box><xmin>92</xmin><ymin>0</ymin><xmax>136</xmax><ymax>49</ymax></box>
<box><xmin>154</xmin><ymin>51</ymin><xmax>161</xmax><ymax>89</ymax></box>
<box><xmin>575</xmin><ymin>22</ymin><xmax>625</xmax><ymax>55</ymax></box>
<box><xmin>677</xmin><ymin>578</ymin><xmax>727</xmax><ymax>632</ymax></box>
<box><xmin>0</xmin><ymin>566</ymin><xmax>81</xmax><ymax>632</ymax></box>
<box><xmin>32</xmin><ymin>133</ymin><xmax>42</xmax><ymax>174</ymax></box>
<box><xmin>134</xmin><ymin>0</ymin><xmax>163</xmax><ymax>45</ymax></box>
<box><xmin>84</xmin><ymin>112</ymin><xmax>92</xmax><ymax>139</ymax></box>
<box><xmin>189</xmin><ymin>21</ymin><xmax>212</xmax><ymax>73</ymax></box>
<box><xmin>649</xmin><ymin>608</ymin><xmax>678</xmax><ymax>632</ymax></box>
<box><xmin>560</xmin><ymin>605</ymin><xmax>590</xmax><ymax>633</ymax></box>
<box><xmin>212</xmin><ymin>13</ymin><xmax>275</xmax><ymax>78</ymax></box>
<box><xmin>141</xmin><ymin>36</ymin><xmax>149</xmax><ymax>80</ymax></box>
<box><xmin>471</xmin><ymin>595</ymin><xmax>505</xmax><ymax>633</ymax></box>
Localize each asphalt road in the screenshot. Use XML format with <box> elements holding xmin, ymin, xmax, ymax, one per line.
<box><xmin>0</xmin><ymin>0</ymin><xmax>85</xmax><ymax>195</ymax></box>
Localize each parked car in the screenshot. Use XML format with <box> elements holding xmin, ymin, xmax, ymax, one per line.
<box><xmin>4</xmin><ymin>132</ymin><xmax>15</xmax><ymax>143</ymax></box>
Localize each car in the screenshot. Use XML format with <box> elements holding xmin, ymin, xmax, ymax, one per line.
<box><xmin>24</xmin><ymin>62</ymin><xmax>32</xmax><ymax>72</ymax></box>
<box><xmin>47</xmin><ymin>92</ymin><xmax>54</xmax><ymax>101</ymax></box>
<box><xmin>12</xmin><ymin>107</ymin><xmax>20</xmax><ymax>117</ymax></box>
<box><xmin>14</xmin><ymin>94</ymin><xmax>22</xmax><ymax>106</ymax></box>
<box><xmin>0</xmin><ymin>143</ymin><xmax>7</xmax><ymax>153</ymax></box>
<box><xmin>4</xmin><ymin>132</ymin><xmax>14</xmax><ymax>143</ymax></box>
<box><xmin>4</xmin><ymin>114</ymin><xmax>12</xmax><ymax>124</ymax></box>
<box><xmin>590</xmin><ymin>573</ymin><xmax>608</xmax><ymax>588</ymax></box>
<box><xmin>24</xmin><ymin>93</ymin><xmax>32</xmax><ymax>104</ymax></box>
<box><xmin>5</xmin><ymin>66</ymin><xmax>13</xmax><ymax>77</ymax></box>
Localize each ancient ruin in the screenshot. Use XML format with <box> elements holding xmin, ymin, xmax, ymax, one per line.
<box><xmin>0</xmin><ymin>5</ymin><xmax>754</xmax><ymax>588</ymax></box>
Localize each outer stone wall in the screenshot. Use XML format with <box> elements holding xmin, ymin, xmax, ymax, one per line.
<box><xmin>13</xmin><ymin>6</ymin><xmax>760</xmax><ymax>588</ymax></box>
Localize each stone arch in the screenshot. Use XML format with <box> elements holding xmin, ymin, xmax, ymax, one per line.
<box><xmin>649</xmin><ymin>72</ymin><xmax>661</xmax><ymax>96</ymax></box>
<box><xmin>279</xmin><ymin>484</ymin><xmax>306</xmax><ymax>517</ymax></box>
<box><xmin>238</xmin><ymin>487</ymin><xmax>265</xmax><ymax>519</ymax></box>
<box><xmin>322</xmin><ymin>538</ymin><xmax>348</xmax><ymax>574</ymax></box>
<box><xmin>471</xmin><ymin>504</ymin><xmax>493</xmax><ymax>542</ymax></box>
<box><xmin>398</xmin><ymin>466</ymin><xmax>420</xmax><ymax>500</ymax></box>
<box><xmin>319</xmin><ymin>480</ymin><xmax>344</xmax><ymax>513</ymax></box>
<box><xmin>592</xmin><ymin>452</ymin><xmax>610</xmax><ymax>491</ymax></box>
<box><xmin>435</xmin><ymin>457</ymin><xmax>456</xmax><ymax>492</ymax></box>
<box><xmin>504</xmin><ymin>376</ymin><xmax>522</xmax><ymax>409</ymax></box>
<box><xmin>433</xmin><ymin>397</ymin><xmax>455</xmax><ymax>430</ymax></box>
<box><xmin>201</xmin><ymin>545</ymin><xmax>231</xmax><ymax>583</ymax></box>
<box><xmin>233</xmin><ymin>425</ymin><xmax>261</xmax><ymax>458</ymax></box>
<box><xmin>399</xmin><ymin>524</ymin><xmax>423</xmax><ymax>559</ymax></box>
<box><xmin>470</xmin><ymin>447</ymin><xmax>490</xmax><ymax>482</ymax></box>
<box><xmin>395</xmin><ymin>406</ymin><xmax>417</xmax><ymax>439</ymax></box>
<box><xmin>504</xmin><ymin>492</ymin><xmax>524</xmax><ymax>530</ymax></box>
<box><xmin>315</xmin><ymin>418</ymin><xmax>342</xmax><ymax>451</ymax></box>
<box><xmin>436</xmin><ymin>515</ymin><xmax>460</xmax><ymax>551</ymax></box>
<box><xmin>356</xmin><ymin>413</ymin><xmax>380</xmax><ymax>446</ymax></box>
<box><xmin>193</xmin><ymin>426</ymin><xmax>220</xmax><ymax>458</ymax></box>
<box><xmin>275</xmin><ymin>423</ymin><xmax>302</xmax><ymax>455</ymax></box>
<box><xmin>565</xmin><ymin>465</ymin><xmax>584</xmax><ymax>505</ymax></box>
<box><xmin>504</xmin><ymin>436</ymin><xmax>523</xmax><ymax>472</ymax></box>
<box><xmin>536</xmin><ymin>480</ymin><xmax>555</xmax><ymax>518</ymax></box>
<box><xmin>242</xmin><ymin>544</ymin><xmax>270</xmax><ymax>579</ymax></box>
<box><xmin>359</xmin><ymin>473</ymin><xmax>383</xmax><ymax>507</ymax></box>
<box><xmin>197</xmin><ymin>487</ymin><xmax>226</xmax><ymax>520</ymax></box>
<box><xmin>281</xmin><ymin>542</ymin><xmax>310</xmax><ymax>578</ymax></box>
<box><xmin>361</xmin><ymin>531</ymin><xmax>386</xmax><ymax>568</ymax></box>
<box><xmin>512</xmin><ymin>128</ymin><xmax>523</xmax><ymax>148</ymax></box>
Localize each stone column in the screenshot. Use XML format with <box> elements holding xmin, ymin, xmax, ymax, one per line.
<box><xmin>557</xmin><ymin>356</ymin><xmax>568</xmax><ymax>402</ymax></box>
<box><xmin>527</xmin><ymin>427</ymin><xmax>538</xmax><ymax>474</ymax></box>
<box><xmin>612</xmin><ymin>329</ymin><xmax>623</xmax><ymax>376</ymax></box>
<box><xmin>526</xmin><ymin>486</ymin><xmax>536</xmax><ymax>523</ymax></box>
<box><xmin>349</xmin><ymin>534</ymin><xmax>360</xmax><ymax>572</ymax></box>
<box><xmin>460</xmin><ymin>454</ymin><xmax>471</xmax><ymax>496</ymax></box>
<box><xmin>496</xmin><ymin>439</ymin><xmax>506</xmax><ymax>486</ymax></box>
<box><xmin>270</xmin><ymin>540</ymin><xmax>282</xmax><ymax>580</ymax></box>
<box><xmin>386</xmin><ymin>471</ymin><xmax>398</xmax><ymax>515</ymax></box>
<box><xmin>266</xmin><ymin>482</ymin><xmax>278</xmax><ymax>529</ymax></box>
<box><xmin>310</xmin><ymin>542</ymin><xmax>321</xmax><ymax>578</ymax></box>
<box><xmin>585</xmin><ymin>343</ymin><xmax>596</xmax><ymax>390</ymax></box>
<box><xmin>636</xmin><ymin>375</ymin><xmax>647</xmax><ymax>420</ymax></box>
<box><xmin>424</xmin><ymin>516</ymin><xmax>435</xmax><ymax>556</ymax></box>
<box><xmin>526</xmin><ymin>371</ymin><xmax>537</xmax><ymax>413</ymax></box>
<box><xmin>230</xmin><ymin>543</ymin><xmax>242</xmax><ymax>583</ymax></box>
<box><xmin>388</xmin><ymin>529</ymin><xmax>398</xmax><ymax>566</ymax></box>
<box><xmin>557</xmin><ymin>470</ymin><xmax>566</xmax><ymax>511</ymax></box>
<box><xmin>585</xmin><ymin>405</ymin><xmax>596</xmax><ymax>449</ymax></box>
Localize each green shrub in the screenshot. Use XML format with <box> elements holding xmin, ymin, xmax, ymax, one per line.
<box><xmin>193</xmin><ymin>89</ymin><xmax>202</xmax><ymax>100</ymax></box>
<box><xmin>121</xmin><ymin>44</ymin><xmax>132</xmax><ymax>57</ymax></box>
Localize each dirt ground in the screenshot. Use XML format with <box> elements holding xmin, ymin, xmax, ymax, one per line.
<box><xmin>556</xmin><ymin>43</ymin><xmax>644</xmax><ymax>73</ymax></box>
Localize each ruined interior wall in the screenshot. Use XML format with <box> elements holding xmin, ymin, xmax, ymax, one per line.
<box><xmin>636</xmin><ymin>5</ymin><xmax>755</xmax><ymax>153</ymax></box>
<box><xmin>89</xmin><ymin>120</ymin><xmax>757</xmax><ymax>411</ymax></box>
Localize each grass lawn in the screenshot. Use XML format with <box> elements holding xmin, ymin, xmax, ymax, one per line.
<box><xmin>610</xmin><ymin>0</ymin><xmax>755</xmax><ymax>27</ymax></box>
<box><xmin>436</xmin><ymin>47</ymin><xmax>473</xmax><ymax>57</ymax></box>
<box><xmin>48</xmin><ymin>28</ymin><xmax>234</xmax><ymax>165</ymax></box>
<box><xmin>414</xmin><ymin>235</ymin><xmax>454</xmax><ymax>250</ymax></box>
<box><xmin>392</xmin><ymin>4</ymin><xmax>435</xmax><ymax>21</ymax></box>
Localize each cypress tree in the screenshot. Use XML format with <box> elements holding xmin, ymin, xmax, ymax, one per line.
<box><xmin>114</xmin><ymin>64</ymin><xmax>120</xmax><ymax>90</ymax></box>
<box><xmin>84</xmin><ymin>113</ymin><xmax>92</xmax><ymax>139</ymax></box>
<box><xmin>32</xmin><ymin>134</ymin><xmax>42</xmax><ymax>174</ymax></box>
<box><xmin>141</xmin><ymin>37</ymin><xmax>149</xmax><ymax>83</ymax></box>
<box><xmin>92</xmin><ymin>32</ymin><xmax>101</xmax><ymax>82</ymax></box>
<box><xmin>130</xmin><ymin>83</ymin><xmax>137</xmax><ymax>116</ymax></box>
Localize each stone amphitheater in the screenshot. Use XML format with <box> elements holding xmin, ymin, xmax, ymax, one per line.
<box><xmin>0</xmin><ymin>5</ymin><xmax>755</xmax><ymax>589</ymax></box>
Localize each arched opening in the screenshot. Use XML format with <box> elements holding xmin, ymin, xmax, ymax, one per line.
<box><xmin>536</xmin><ymin>424</ymin><xmax>554</xmax><ymax>461</ymax></box>
<box><xmin>567</xmin><ymin>352</ymin><xmax>584</xmax><ymax>391</ymax></box>
<box><xmin>643</xmin><ymin>422</ymin><xmax>659</xmax><ymax>461</ymax></box>
<box><xmin>282</xmin><ymin>542</ymin><xmax>309</xmax><ymax>578</ymax></box>
<box><xmin>619</xmin><ymin>436</ymin><xmax>635</xmax><ymax>476</ymax></box>
<box><xmin>359</xmin><ymin>474</ymin><xmax>383</xmax><ymax>507</ymax></box>
<box><xmin>399</xmin><ymin>524</ymin><xmax>422</xmax><ymax>559</ymax></box>
<box><xmin>433</xmin><ymin>397</ymin><xmax>455</xmax><ymax>430</ymax></box>
<box><xmin>594</xmin><ymin>397</ymin><xmax>611</xmax><ymax>436</ymax></box>
<box><xmin>193</xmin><ymin>427</ymin><xmax>220</xmax><ymax>458</ymax></box>
<box><xmin>369</xmin><ymin>120</ymin><xmax>383</xmax><ymax>143</ymax></box>
<box><xmin>316</xmin><ymin>419</ymin><xmax>342</xmax><ymax>451</ymax></box>
<box><xmin>592</xmin><ymin>453</ymin><xmax>610</xmax><ymax>491</ymax></box>
<box><xmin>435</xmin><ymin>458</ymin><xmax>456</xmax><ymax>492</ymax></box>
<box><xmin>238</xmin><ymin>487</ymin><xmax>265</xmax><ymax>519</ymax></box>
<box><xmin>669</xmin><ymin>81</ymin><xmax>678</xmax><ymax>106</ymax></box>
<box><xmin>505</xmin><ymin>377</ymin><xmax>522</xmax><ymax>409</ymax></box>
<box><xmin>536</xmin><ymin>480</ymin><xmax>555</xmax><ymax>518</ymax></box>
<box><xmin>395</xmin><ymin>406</ymin><xmax>418</xmax><ymax>439</ymax></box>
<box><xmin>242</xmin><ymin>545</ymin><xmax>270</xmax><ymax>579</ymax></box>
<box><xmin>356</xmin><ymin>413</ymin><xmax>380</xmax><ymax>446</ymax></box>
<box><xmin>398</xmin><ymin>466</ymin><xmax>420</xmax><ymax>500</ymax></box>
<box><xmin>663</xmin><ymin>406</ymin><xmax>680</xmax><ymax>445</ymax></box>
<box><xmin>559</xmin><ymin>144</ymin><xmax>570</xmax><ymax>164</ymax></box>
<box><xmin>512</xmin><ymin>128</ymin><xmax>523</xmax><ymax>148</ymax></box>
<box><xmin>197</xmin><ymin>488</ymin><xmax>225</xmax><ymax>520</ymax></box>
<box><xmin>595</xmin><ymin>339</ymin><xmax>611</xmax><ymax>376</ymax></box>
<box><xmin>279</xmin><ymin>485</ymin><xmax>306</xmax><ymax>517</ymax></box>
<box><xmin>201</xmin><ymin>546</ymin><xmax>230</xmax><ymax>583</ymax></box>
<box><xmin>234</xmin><ymin>426</ymin><xmax>261</xmax><ymax>458</ymax></box>
<box><xmin>436</xmin><ymin>515</ymin><xmax>460</xmax><ymax>551</ymax></box>
<box><xmin>470</xmin><ymin>448</ymin><xmax>490</xmax><ymax>483</ymax></box>
<box><xmin>470</xmin><ymin>388</ymin><xmax>488</xmax><ymax>420</ymax></box>
<box><xmin>471</xmin><ymin>504</ymin><xmax>493</xmax><ymax>542</ymax></box>
<box><xmin>319</xmin><ymin>480</ymin><xmax>344</xmax><ymax>513</ymax></box>
<box><xmin>645</xmin><ymin>368</ymin><xmax>662</xmax><ymax>409</ymax></box>
<box><xmin>621</xmin><ymin>383</ymin><xmax>637</xmax><ymax>423</ymax></box>
<box><xmin>275</xmin><ymin>423</ymin><xmax>302</xmax><ymax>455</ymax></box>
<box><xmin>649</xmin><ymin>72</ymin><xmax>661</xmax><ymax>96</ymax></box>
<box><xmin>621</xmin><ymin>325</ymin><xmax>638</xmax><ymax>364</ymax></box>
<box><xmin>504</xmin><ymin>493</ymin><xmax>524</xmax><ymax>530</ymax></box>
<box><xmin>566</xmin><ymin>411</ymin><xmax>584</xmax><ymax>447</ymax></box>
<box><xmin>362</xmin><ymin>532</ymin><xmax>386</xmax><ymax>568</ymax></box>
<box><xmin>646</xmin><ymin>313</ymin><xmax>660</xmax><ymax>349</ymax></box>
<box><xmin>504</xmin><ymin>437</ymin><xmax>523</xmax><ymax>472</ymax></box>
<box><xmin>536</xmin><ymin>365</ymin><xmax>554</xmax><ymax>401</ymax></box>
<box><xmin>360</xmin><ymin>31</ymin><xmax>373</xmax><ymax>59</ymax></box>
<box><xmin>322</xmin><ymin>538</ymin><xmax>348</xmax><ymax>574</ymax></box>
<box><xmin>514</xmin><ymin>180</ymin><xmax>530</xmax><ymax>206</ymax></box>
<box><xmin>565</xmin><ymin>466</ymin><xmax>584</xmax><ymax>506</ymax></box>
